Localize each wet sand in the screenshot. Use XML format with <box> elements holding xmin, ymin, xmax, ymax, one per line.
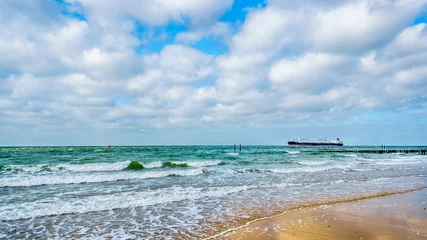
<box><xmin>214</xmin><ymin>189</ymin><xmax>427</xmax><ymax>240</ymax></box>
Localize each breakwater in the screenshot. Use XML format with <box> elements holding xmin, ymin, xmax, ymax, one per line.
<box><xmin>301</xmin><ymin>149</ymin><xmax>427</xmax><ymax>154</ymax></box>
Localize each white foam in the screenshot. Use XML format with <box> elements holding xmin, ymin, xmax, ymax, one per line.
<box><xmin>169</xmin><ymin>161</ymin><xmax>187</xmax><ymax>165</ymax></box>
<box><xmin>0</xmin><ymin>169</ymin><xmax>204</xmax><ymax>188</ymax></box>
<box><xmin>227</xmin><ymin>152</ymin><xmax>239</xmax><ymax>157</ymax></box>
<box><xmin>186</xmin><ymin>160</ymin><xmax>222</xmax><ymax>167</ymax></box>
<box><xmin>343</xmin><ymin>154</ymin><xmax>358</xmax><ymax>158</ymax></box>
<box><xmin>58</xmin><ymin>161</ymin><xmax>131</xmax><ymax>172</ymax></box>
<box><xmin>1</xmin><ymin>160</ymin><xmax>223</xmax><ymax>176</ymax></box>
<box><xmin>1</xmin><ymin>161</ymin><xmax>132</xmax><ymax>173</ymax></box>
<box><xmin>297</xmin><ymin>160</ymin><xmax>329</xmax><ymax>166</ymax></box>
<box><xmin>143</xmin><ymin>160</ymin><xmax>222</xmax><ymax>168</ymax></box>
<box><xmin>143</xmin><ymin>161</ymin><xmax>163</xmax><ymax>168</ymax></box>
<box><xmin>375</xmin><ymin>155</ymin><xmax>427</xmax><ymax>166</ymax></box>
<box><xmin>269</xmin><ymin>164</ymin><xmax>351</xmax><ymax>174</ymax></box>
<box><xmin>285</xmin><ymin>150</ymin><xmax>300</xmax><ymax>155</ymax></box>
<box><xmin>0</xmin><ymin>185</ymin><xmax>254</xmax><ymax>221</ymax></box>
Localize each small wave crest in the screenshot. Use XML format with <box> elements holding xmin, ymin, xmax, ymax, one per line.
<box><xmin>0</xmin><ymin>169</ymin><xmax>205</xmax><ymax>188</ymax></box>
<box><xmin>0</xmin><ymin>160</ymin><xmax>224</xmax><ymax>174</ymax></box>
<box><xmin>162</xmin><ymin>161</ymin><xmax>188</xmax><ymax>168</ymax></box>
<box><xmin>0</xmin><ymin>185</ymin><xmax>255</xmax><ymax>221</ymax></box>
<box><xmin>285</xmin><ymin>150</ymin><xmax>300</xmax><ymax>155</ymax></box>
<box><xmin>296</xmin><ymin>160</ymin><xmax>329</xmax><ymax>166</ymax></box>
<box><xmin>235</xmin><ymin>168</ymin><xmax>272</xmax><ymax>173</ymax></box>
<box><xmin>125</xmin><ymin>161</ymin><xmax>144</xmax><ymax>170</ymax></box>
<box><xmin>143</xmin><ymin>161</ymin><xmax>163</xmax><ymax>168</ymax></box>
<box><xmin>0</xmin><ymin>161</ymin><xmax>132</xmax><ymax>174</ymax></box>
<box><xmin>370</xmin><ymin>155</ymin><xmax>427</xmax><ymax>166</ymax></box>
<box><xmin>226</xmin><ymin>152</ymin><xmax>239</xmax><ymax>157</ymax></box>
<box><xmin>343</xmin><ymin>154</ymin><xmax>358</xmax><ymax>158</ymax></box>
<box><xmin>161</xmin><ymin>160</ymin><xmax>223</xmax><ymax>168</ymax></box>
<box><xmin>269</xmin><ymin>164</ymin><xmax>351</xmax><ymax>174</ymax></box>
<box><xmin>186</xmin><ymin>160</ymin><xmax>222</xmax><ymax>167</ymax></box>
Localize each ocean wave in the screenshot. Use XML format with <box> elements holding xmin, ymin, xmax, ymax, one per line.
<box><xmin>0</xmin><ymin>169</ymin><xmax>205</xmax><ymax>188</ymax></box>
<box><xmin>226</xmin><ymin>152</ymin><xmax>239</xmax><ymax>157</ymax></box>
<box><xmin>0</xmin><ymin>160</ymin><xmax>223</xmax><ymax>174</ymax></box>
<box><xmin>0</xmin><ymin>185</ymin><xmax>255</xmax><ymax>221</ymax></box>
<box><xmin>268</xmin><ymin>164</ymin><xmax>351</xmax><ymax>174</ymax></box>
<box><xmin>296</xmin><ymin>160</ymin><xmax>329</xmax><ymax>166</ymax></box>
<box><xmin>143</xmin><ymin>161</ymin><xmax>163</xmax><ymax>168</ymax></box>
<box><xmin>0</xmin><ymin>161</ymin><xmax>131</xmax><ymax>173</ymax></box>
<box><xmin>235</xmin><ymin>168</ymin><xmax>273</xmax><ymax>174</ymax></box>
<box><xmin>186</xmin><ymin>160</ymin><xmax>223</xmax><ymax>167</ymax></box>
<box><xmin>162</xmin><ymin>161</ymin><xmax>188</xmax><ymax>168</ymax></box>
<box><xmin>342</xmin><ymin>154</ymin><xmax>358</xmax><ymax>158</ymax></box>
<box><xmin>232</xmin><ymin>164</ymin><xmax>351</xmax><ymax>174</ymax></box>
<box><xmin>285</xmin><ymin>150</ymin><xmax>300</xmax><ymax>155</ymax></box>
<box><xmin>125</xmin><ymin>161</ymin><xmax>145</xmax><ymax>170</ymax></box>
<box><xmin>3</xmin><ymin>176</ymin><xmax>403</xmax><ymax>222</ymax></box>
<box><xmin>160</xmin><ymin>160</ymin><xmax>223</xmax><ymax>168</ymax></box>
<box><xmin>374</xmin><ymin>155</ymin><xmax>427</xmax><ymax>166</ymax></box>
<box><xmin>243</xmin><ymin>150</ymin><xmax>286</xmax><ymax>155</ymax></box>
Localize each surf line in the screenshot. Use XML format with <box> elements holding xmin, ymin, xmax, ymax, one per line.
<box><xmin>203</xmin><ymin>186</ymin><xmax>427</xmax><ymax>240</ymax></box>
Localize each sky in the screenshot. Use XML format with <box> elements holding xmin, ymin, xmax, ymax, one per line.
<box><xmin>1</xmin><ymin>0</ymin><xmax>427</xmax><ymax>146</ymax></box>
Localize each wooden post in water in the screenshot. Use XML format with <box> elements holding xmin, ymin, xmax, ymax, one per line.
<box><xmin>299</xmin><ymin>148</ymin><xmax>427</xmax><ymax>155</ymax></box>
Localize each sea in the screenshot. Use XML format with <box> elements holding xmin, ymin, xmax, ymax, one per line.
<box><xmin>0</xmin><ymin>145</ymin><xmax>426</xmax><ymax>239</ymax></box>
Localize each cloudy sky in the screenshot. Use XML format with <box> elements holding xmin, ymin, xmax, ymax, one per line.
<box><xmin>1</xmin><ymin>0</ymin><xmax>427</xmax><ymax>146</ymax></box>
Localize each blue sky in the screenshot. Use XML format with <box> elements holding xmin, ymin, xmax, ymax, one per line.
<box><xmin>0</xmin><ymin>0</ymin><xmax>427</xmax><ymax>146</ymax></box>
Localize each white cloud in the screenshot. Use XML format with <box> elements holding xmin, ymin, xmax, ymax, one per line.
<box><xmin>157</xmin><ymin>45</ymin><xmax>214</xmax><ymax>82</ymax></box>
<box><xmin>43</xmin><ymin>20</ymin><xmax>90</xmax><ymax>54</ymax></box>
<box><xmin>70</xmin><ymin>0</ymin><xmax>233</xmax><ymax>27</ymax></box>
<box><xmin>127</xmin><ymin>45</ymin><xmax>214</xmax><ymax>88</ymax></box>
<box><xmin>1</xmin><ymin>0</ymin><xmax>427</xmax><ymax>144</ymax></box>
<box><xmin>213</xmin><ymin>0</ymin><xmax>427</xmax><ymax>121</ymax></box>
<box><xmin>127</xmin><ymin>71</ymin><xmax>163</xmax><ymax>92</ymax></box>
<box><xmin>386</xmin><ymin>66</ymin><xmax>427</xmax><ymax>99</ymax></box>
<box><xmin>8</xmin><ymin>75</ymin><xmax>51</xmax><ymax>99</ymax></box>
<box><xmin>357</xmin><ymin>23</ymin><xmax>427</xmax><ymax>104</ymax></box>
<box><xmin>175</xmin><ymin>22</ymin><xmax>231</xmax><ymax>43</ymax></box>
<box><xmin>270</xmin><ymin>53</ymin><xmax>349</xmax><ymax>92</ymax></box>
<box><xmin>389</xmin><ymin>23</ymin><xmax>427</xmax><ymax>56</ymax></box>
<box><xmin>216</xmin><ymin>53</ymin><xmax>270</xmax><ymax>72</ymax></box>
<box><xmin>225</xmin><ymin>0</ymin><xmax>426</xmax><ymax>56</ymax></box>
<box><xmin>313</xmin><ymin>0</ymin><xmax>424</xmax><ymax>53</ymax></box>
<box><xmin>201</xmin><ymin>115</ymin><xmax>214</xmax><ymax>122</ymax></box>
<box><xmin>230</xmin><ymin>7</ymin><xmax>295</xmax><ymax>54</ymax></box>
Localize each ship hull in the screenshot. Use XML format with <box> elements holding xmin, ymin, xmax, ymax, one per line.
<box><xmin>288</xmin><ymin>141</ymin><xmax>343</xmax><ymax>146</ymax></box>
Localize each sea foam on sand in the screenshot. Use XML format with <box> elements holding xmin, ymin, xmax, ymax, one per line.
<box><xmin>213</xmin><ymin>188</ymin><xmax>427</xmax><ymax>240</ymax></box>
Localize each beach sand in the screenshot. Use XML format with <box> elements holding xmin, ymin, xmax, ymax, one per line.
<box><xmin>214</xmin><ymin>189</ymin><xmax>427</xmax><ymax>240</ymax></box>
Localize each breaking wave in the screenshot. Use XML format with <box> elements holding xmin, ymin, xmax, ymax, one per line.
<box><xmin>0</xmin><ymin>169</ymin><xmax>205</xmax><ymax>188</ymax></box>
<box><xmin>0</xmin><ymin>185</ymin><xmax>256</xmax><ymax>221</ymax></box>
<box><xmin>285</xmin><ymin>150</ymin><xmax>300</xmax><ymax>154</ymax></box>
<box><xmin>0</xmin><ymin>160</ymin><xmax>223</xmax><ymax>174</ymax></box>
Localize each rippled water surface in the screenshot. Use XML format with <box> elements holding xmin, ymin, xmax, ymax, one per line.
<box><xmin>1</xmin><ymin>145</ymin><xmax>426</xmax><ymax>239</ymax></box>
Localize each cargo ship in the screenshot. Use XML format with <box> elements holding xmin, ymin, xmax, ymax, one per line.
<box><xmin>288</xmin><ymin>137</ymin><xmax>343</xmax><ymax>146</ymax></box>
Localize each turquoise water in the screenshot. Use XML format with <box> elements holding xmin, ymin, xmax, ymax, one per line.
<box><xmin>1</xmin><ymin>145</ymin><xmax>426</xmax><ymax>239</ymax></box>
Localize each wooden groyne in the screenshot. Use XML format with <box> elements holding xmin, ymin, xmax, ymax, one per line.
<box><xmin>301</xmin><ymin>149</ymin><xmax>427</xmax><ymax>155</ymax></box>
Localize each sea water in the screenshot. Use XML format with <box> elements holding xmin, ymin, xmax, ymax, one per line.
<box><xmin>0</xmin><ymin>146</ymin><xmax>426</xmax><ymax>239</ymax></box>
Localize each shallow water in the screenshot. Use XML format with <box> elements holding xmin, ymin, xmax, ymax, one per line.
<box><xmin>0</xmin><ymin>145</ymin><xmax>426</xmax><ymax>239</ymax></box>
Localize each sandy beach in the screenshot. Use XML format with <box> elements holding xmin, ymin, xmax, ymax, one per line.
<box><xmin>215</xmin><ymin>188</ymin><xmax>427</xmax><ymax>240</ymax></box>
